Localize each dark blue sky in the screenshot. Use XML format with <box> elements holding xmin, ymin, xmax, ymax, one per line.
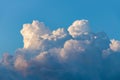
<box><xmin>0</xmin><ymin>0</ymin><xmax>120</xmax><ymax>54</ymax></box>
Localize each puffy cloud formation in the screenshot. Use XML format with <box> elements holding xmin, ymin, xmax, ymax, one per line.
<box><xmin>14</xmin><ymin>55</ymin><xmax>28</xmax><ymax>71</ymax></box>
<box><xmin>0</xmin><ymin>20</ymin><xmax>120</xmax><ymax>80</ymax></box>
<box><xmin>110</xmin><ymin>39</ymin><xmax>120</xmax><ymax>52</ymax></box>
<box><xmin>68</xmin><ymin>20</ymin><xmax>90</xmax><ymax>38</ymax></box>
<box><xmin>21</xmin><ymin>20</ymin><xmax>50</xmax><ymax>49</ymax></box>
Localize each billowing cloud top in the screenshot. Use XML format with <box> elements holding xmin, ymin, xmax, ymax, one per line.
<box><xmin>68</xmin><ymin>20</ymin><xmax>90</xmax><ymax>38</ymax></box>
<box><xmin>0</xmin><ymin>20</ymin><xmax>120</xmax><ymax>80</ymax></box>
<box><xmin>21</xmin><ymin>20</ymin><xmax>50</xmax><ymax>49</ymax></box>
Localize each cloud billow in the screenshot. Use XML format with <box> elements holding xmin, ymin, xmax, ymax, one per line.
<box><xmin>0</xmin><ymin>20</ymin><xmax>120</xmax><ymax>80</ymax></box>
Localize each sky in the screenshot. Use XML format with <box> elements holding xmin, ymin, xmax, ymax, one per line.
<box><xmin>0</xmin><ymin>0</ymin><xmax>120</xmax><ymax>55</ymax></box>
<box><xmin>1</xmin><ymin>16</ymin><xmax>120</xmax><ymax>80</ymax></box>
<box><xmin>1</xmin><ymin>1</ymin><xmax>120</xmax><ymax>79</ymax></box>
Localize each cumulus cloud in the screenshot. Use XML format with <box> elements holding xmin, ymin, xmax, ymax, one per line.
<box><xmin>0</xmin><ymin>19</ymin><xmax>120</xmax><ymax>80</ymax></box>
<box><xmin>68</xmin><ymin>20</ymin><xmax>90</xmax><ymax>38</ymax></box>
<box><xmin>110</xmin><ymin>39</ymin><xmax>120</xmax><ymax>52</ymax></box>
<box><xmin>14</xmin><ymin>55</ymin><xmax>28</xmax><ymax>71</ymax></box>
<box><xmin>21</xmin><ymin>20</ymin><xmax>50</xmax><ymax>49</ymax></box>
<box><xmin>60</xmin><ymin>39</ymin><xmax>90</xmax><ymax>59</ymax></box>
<box><xmin>41</xmin><ymin>28</ymin><xmax>67</xmax><ymax>41</ymax></box>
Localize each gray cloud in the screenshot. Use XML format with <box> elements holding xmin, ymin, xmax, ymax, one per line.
<box><xmin>0</xmin><ymin>20</ymin><xmax>120</xmax><ymax>80</ymax></box>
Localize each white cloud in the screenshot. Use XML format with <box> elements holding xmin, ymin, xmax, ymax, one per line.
<box><xmin>110</xmin><ymin>39</ymin><xmax>120</xmax><ymax>52</ymax></box>
<box><xmin>41</xmin><ymin>28</ymin><xmax>67</xmax><ymax>41</ymax></box>
<box><xmin>21</xmin><ymin>20</ymin><xmax>50</xmax><ymax>49</ymax></box>
<box><xmin>14</xmin><ymin>55</ymin><xmax>28</xmax><ymax>71</ymax></box>
<box><xmin>68</xmin><ymin>20</ymin><xmax>90</xmax><ymax>38</ymax></box>
<box><xmin>1</xmin><ymin>19</ymin><xmax>120</xmax><ymax>80</ymax></box>
<box><xmin>35</xmin><ymin>51</ymin><xmax>48</xmax><ymax>61</ymax></box>
<box><xmin>60</xmin><ymin>39</ymin><xmax>90</xmax><ymax>59</ymax></box>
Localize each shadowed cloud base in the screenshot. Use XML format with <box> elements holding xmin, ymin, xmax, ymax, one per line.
<box><xmin>0</xmin><ymin>20</ymin><xmax>120</xmax><ymax>80</ymax></box>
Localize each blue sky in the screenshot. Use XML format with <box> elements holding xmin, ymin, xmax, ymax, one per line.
<box><xmin>0</xmin><ymin>0</ymin><xmax>120</xmax><ymax>54</ymax></box>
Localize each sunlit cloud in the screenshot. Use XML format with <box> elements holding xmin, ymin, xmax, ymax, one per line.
<box><xmin>0</xmin><ymin>20</ymin><xmax>120</xmax><ymax>80</ymax></box>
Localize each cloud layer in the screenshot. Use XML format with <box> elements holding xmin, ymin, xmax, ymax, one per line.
<box><xmin>0</xmin><ymin>20</ymin><xmax>120</xmax><ymax>80</ymax></box>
